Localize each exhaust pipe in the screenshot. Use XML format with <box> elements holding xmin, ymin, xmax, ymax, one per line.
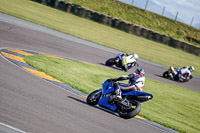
<box><xmin>137</xmin><ymin>95</ymin><xmax>152</xmax><ymax>100</ymax></box>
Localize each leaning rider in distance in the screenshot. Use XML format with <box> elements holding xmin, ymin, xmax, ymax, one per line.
<box><xmin>121</xmin><ymin>53</ymin><xmax>139</xmax><ymax>71</ymax></box>
<box><xmin>169</xmin><ymin>66</ymin><xmax>195</xmax><ymax>81</ymax></box>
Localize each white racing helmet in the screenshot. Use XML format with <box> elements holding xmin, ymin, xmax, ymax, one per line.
<box><xmin>132</xmin><ymin>53</ymin><xmax>139</xmax><ymax>60</ymax></box>
<box><xmin>189</xmin><ymin>66</ymin><xmax>195</xmax><ymax>72</ymax></box>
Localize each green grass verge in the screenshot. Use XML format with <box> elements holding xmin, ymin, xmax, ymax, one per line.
<box><xmin>65</xmin><ymin>0</ymin><xmax>200</xmax><ymax>47</ymax></box>
<box><xmin>0</xmin><ymin>0</ymin><xmax>200</xmax><ymax>76</ymax></box>
<box><xmin>24</xmin><ymin>55</ymin><xmax>200</xmax><ymax>133</ymax></box>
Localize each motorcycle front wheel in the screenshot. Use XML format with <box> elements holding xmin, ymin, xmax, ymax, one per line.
<box><xmin>118</xmin><ymin>100</ymin><xmax>141</xmax><ymax>119</ymax></box>
<box><xmin>86</xmin><ymin>90</ymin><xmax>102</xmax><ymax>105</ymax></box>
<box><xmin>163</xmin><ymin>71</ymin><xmax>169</xmax><ymax>78</ymax></box>
<box><xmin>105</xmin><ymin>58</ymin><xmax>116</xmax><ymax>66</ymax></box>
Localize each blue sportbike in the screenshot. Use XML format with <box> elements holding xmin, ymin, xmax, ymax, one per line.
<box><xmin>86</xmin><ymin>79</ymin><xmax>153</xmax><ymax>119</ymax></box>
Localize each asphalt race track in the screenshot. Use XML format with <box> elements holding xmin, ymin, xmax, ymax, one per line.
<box><xmin>0</xmin><ymin>13</ymin><xmax>199</xmax><ymax>133</ymax></box>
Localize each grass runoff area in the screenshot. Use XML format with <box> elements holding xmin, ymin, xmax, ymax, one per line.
<box><xmin>65</xmin><ymin>0</ymin><xmax>200</xmax><ymax>47</ymax></box>
<box><xmin>24</xmin><ymin>55</ymin><xmax>200</xmax><ymax>133</ymax></box>
<box><xmin>0</xmin><ymin>0</ymin><xmax>200</xmax><ymax>76</ymax></box>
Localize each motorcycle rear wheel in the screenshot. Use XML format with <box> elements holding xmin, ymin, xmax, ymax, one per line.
<box><xmin>118</xmin><ymin>100</ymin><xmax>141</xmax><ymax>119</ymax></box>
<box><xmin>122</xmin><ymin>66</ymin><xmax>128</xmax><ymax>72</ymax></box>
<box><xmin>87</xmin><ymin>90</ymin><xmax>102</xmax><ymax>105</ymax></box>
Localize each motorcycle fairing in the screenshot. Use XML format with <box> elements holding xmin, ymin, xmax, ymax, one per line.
<box><xmin>117</xmin><ymin>54</ymin><xmax>122</xmax><ymax>61</ymax></box>
<box><xmin>119</xmin><ymin>54</ymin><xmax>134</xmax><ymax>68</ymax></box>
<box><xmin>127</xmin><ymin>63</ymin><xmax>132</xmax><ymax>66</ymax></box>
<box><xmin>98</xmin><ymin>81</ymin><xmax>118</xmax><ymax>111</ymax></box>
<box><xmin>122</xmin><ymin>91</ymin><xmax>153</xmax><ymax>103</ymax></box>
<box><xmin>177</xmin><ymin>70</ymin><xmax>189</xmax><ymax>79</ymax></box>
<box><xmin>183</xmin><ymin>73</ymin><xmax>189</xmax><ymax>77</ymax></box>
<box><xmin>98</xmin><ymin>96</ymin><xmax>118</xmax><ymax>112</ymax></box>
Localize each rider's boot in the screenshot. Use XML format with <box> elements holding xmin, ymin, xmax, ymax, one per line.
<box><xmin>169</xmin><ymin>73</ymin><xmax>174</xmax><ymax>80</ymax></box>
<box><xmin>112</xmin><ymin>83</ymin><xmax>130</xmax><ymax>107</ymax></box>
<box><xmin>114</xmin><ymin>87</ymin><xmax>123</xmax><ymax>101</ymax></box>
<box><xmin>113</xmin><ymin>87</ymin><xmax>130</xmax><ymax>107</ymax></box>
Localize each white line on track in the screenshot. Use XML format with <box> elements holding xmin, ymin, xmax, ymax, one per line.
<box><xmin>0</xmin><ymin>122</ymin><xmax>26</xmax><ymax>133</ymax></box>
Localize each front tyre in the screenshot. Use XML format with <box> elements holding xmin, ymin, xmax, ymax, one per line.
<box><xmin>87</xmin><ymin>90</ymin><xmax>102</xmax><ymax>105</ymax></box>
<box><xmin>105</xmin><ymin>58</ymin><xmax>116</xmax><ymax>66</ymax></box>
<box><xmin>118</xmin><ymin>100</ymin><xmax>141</xmax><ymax>119</ymax></box>
<box><xmin>163</xmin><ymin>71</ymin><xmax>169</xmax><ymax>78</ymax></box>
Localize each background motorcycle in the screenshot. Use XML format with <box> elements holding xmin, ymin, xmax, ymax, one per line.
<box><xmin>163</xmin><ymin>67</ymin><xmax>192</xmax><ymax>82</ymax></box>
<box><xmin>87</xmin><ymin>80</ymin><xmax>153</xmax><ymax>119</ymax></box>
<box><xmin>105</xmin><ymin>54</ymin><xmax>138</xmax><ymax>71</ymax></box>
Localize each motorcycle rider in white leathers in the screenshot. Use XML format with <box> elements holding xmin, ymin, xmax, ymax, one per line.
<box><xmin>121</xmin><ymin>53</ymin><xmax>139</xmax><ymax>71</ymax></box>
<box><xmin>108</xmin><ymin>68</ymin><xmax>145</xmax><ymax>104</ymax></box>
<box><xmin>169</xmin><ymin>66</ymin><xmax>195</xmax><ymax>81</ymax></box>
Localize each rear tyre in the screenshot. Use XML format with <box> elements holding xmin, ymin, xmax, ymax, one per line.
<box><xmin>87</xmin><ymin>90</ymin><xmax>102</xmax><ymax>105</ymax></box>
<box><xmin>118</xmin><ymin>100</ymin><xmax>141</xmax><ymax>119</ymax></box>
<box><xmin>174</xmin><ymin>75</ymin><xmax>179</xmax><ymax>81</ymax></box>
<box><xmin>122</xmin><ymin>66</ymin><xmax>128</xmax><ymax>72</ymax></box>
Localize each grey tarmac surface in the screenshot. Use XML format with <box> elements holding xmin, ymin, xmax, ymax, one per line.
<box><xmin>0</xmin><ymin>22</ymin><xmax>169</xmax><ymax>133</ymax></box>
<box><xmin>0</xmin><ymin>13</ymin><xmax>198</xmax><ymax>133</ymax></box>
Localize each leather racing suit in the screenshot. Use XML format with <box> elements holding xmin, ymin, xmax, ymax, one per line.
<box><xmin>112</xmin><ymin>73</ymin><xmax>145</xmax><ymax>98</ymax></box>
